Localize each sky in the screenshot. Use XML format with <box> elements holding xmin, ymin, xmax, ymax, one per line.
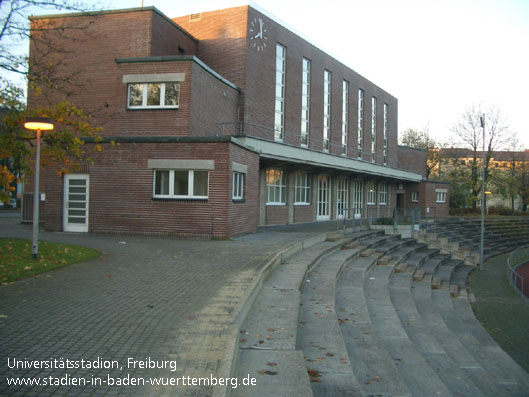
<box><xmin>21</xmin><ymin>0</ymin><xmax>529</xmax><ymax>148</ymax></box>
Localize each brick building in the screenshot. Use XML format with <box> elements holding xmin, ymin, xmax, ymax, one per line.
<box><xmin>27</xmin><ymin>5</ymin><xmax>448</xmax><ymax>238</ymax></box>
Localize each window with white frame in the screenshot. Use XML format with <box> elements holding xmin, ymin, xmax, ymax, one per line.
<box><xmin>232</xmin><ymin>172</ymin><xmax>244</xmax><ymax>200</ymax></box>
<box><xmin>128</xmin><ymin>82</ymin><xmax>179</xmax><ymax>109</ymax></box>
<box><xmin>294</xmin><ymin>172</ymin><xmax>310</xmax><ymax>204</ymax></box>
<box><xmin>353</xmin><ymin>180</ymin><xmax>363</xmax><ymax>215</ymax></box>
<box><xmin>357</xmin><ymin>89</ymin><xmax>364</xmax><ymax>159</ymax></box>
<box><xmin>367</xmin><ymin>181</ymin><xmax>376</xmax><ymax>205</ymax></box>
<box><xmin>266</xmin><ymin>168</ymin><xmax>286</xmax><ymax>204</ymax></box>
<box><xmin>301</xmin><ymin>58</ymin><xmax>311</xmax><ymax>147</ymax></box>
<box><xmin>342</xmin><ymin>80</ymin><xmax>349</xmax><ymax>156</ymax></box>
<box><xmin>153</xmin><ymin>169</ymin><xmax>208</xmax><ymax>199</ymax></box>
<box><xmin>379</xmin><ymin>182</ymin><xmax>388</xmax><ymax>205</ymax></box>
<box><xmin>371</xmin><ymin>96</ymin><xmax>377</xmax><ymax>163</ymax></box>
<box><xmin>412</xmin><ymin>191</ymin><xmax>419</xmax><ymax>202</ymax></box>
<box><xmin>436</xmin><ymin>190</ymin><xmax>447</xmax><ymax>203</ymax></box>
<box><xmin>383</xmin><ymin>103</ymin><xmax>388</xmax><ymax>166</ymax></box>
<box><xmin>275</xmin><ymin>44</ymin><xmax>286</xmax><ymax>142</ymax></box>
<box><xmin>323</xmin><ymin>70</ymin><xmax>331</xmax><ymax>152</ymax></box>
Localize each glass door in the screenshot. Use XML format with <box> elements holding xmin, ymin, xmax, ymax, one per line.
<box><xmin>63</xmin><ymin>174</ymin><xmax>89</xmax><ymax>232</ymax></box>
<box><xmin>317</xmin><ymin>175</ymin><xmax>331</xmax><ymax>221</ymax></box>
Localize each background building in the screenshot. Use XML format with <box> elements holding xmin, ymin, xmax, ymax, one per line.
<box><xmin>26</xmin><ymin>5</ymin><xmax>449</xmax><ymax>238</ymax></box>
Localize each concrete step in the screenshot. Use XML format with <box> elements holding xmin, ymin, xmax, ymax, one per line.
<box><xmin>364</xmin><ymin>264</ymin><xmax>451</xmax><ymax>396</ymax></box>
<box><xmin>450</xmin><ymin>264</ymin><xmax>476</xmax><ymax>287</ymax></box>
<box><xmin>297</xmin><ymin>249</ymin><xmax>365</xmax><ymax>396</ymax></box>
<box><xmin>390</xmin><ymin>273</ymin><xmax>485</xmax><ymax>395</ymax></box>
<box><xmin>403</xmin><ymin>248</ymin><xmax>439</xmax><ymax>270</ymax></box>
<box><xmin>434</xmin><ymin>259</ymin><xmax>464</xmax><ymax>282</ymax></box>
<box><xmin>432</xmin><ymin>288</ymin><xmax>529</xmax><ymax>394</ymax></box>
<box><xmin>419</xmin><ymin>254</ymin><xmax>451</xmax><ymax>274</ymax></box>
<box><xmin>411</xmin><ymin>278</ymin><xmax>509</xmax><ymax>396</ymax></box>
<box><xmin>336</xmin><ymin>252</ymin><xmax>411</xmax><ymax>396</ymax></box>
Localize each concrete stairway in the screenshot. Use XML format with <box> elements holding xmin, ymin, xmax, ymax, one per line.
<box><xmin>231</xmin><ymin>230</ymin><xmax>529</xmax><ymax>396</ymax></box>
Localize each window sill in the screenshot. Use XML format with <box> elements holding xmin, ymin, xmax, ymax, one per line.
<box><xmin>266</xmin><ymin>203</ymin><xmax>286</xmax><ymax>206</ymax></box>
<box><xmin>294</xmin><ymin>203</ymin><xmax>311</xmax><ymax>206</ymax></box>
<box><xmin>127</xmin><ymin>107</ymin><xmax>179</xmax><ymax>111</ymax></box>
<box><xmin>153</xmin><ymin>197</ymin><xmax>208</xmax><ymax>202</ymax></box>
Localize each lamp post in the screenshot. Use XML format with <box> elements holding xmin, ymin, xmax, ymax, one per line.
<box><xmin>24</xmin><ymin>117</ymin><xmax>54</xmax><ymax>260</ymax></box>
<box><xmin>480</xmin><ymin>114</ymin><xmax>486</xmax><ymax>271</ymax></box>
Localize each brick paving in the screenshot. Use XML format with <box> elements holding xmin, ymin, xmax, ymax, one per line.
<box><xmin>0</xmin><ymin>213</ymin><xmax>320</xmax><ymax>396</ymax></box>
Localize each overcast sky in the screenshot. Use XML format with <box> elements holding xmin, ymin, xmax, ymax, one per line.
<box><xmin>75</xmin><ymin>1</ymin><xmax>529</xmax><ymax>149</ymax></box>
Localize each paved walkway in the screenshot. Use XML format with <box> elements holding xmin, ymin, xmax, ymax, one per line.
<box><xmin>0</xmin><ymin>213</ymin><xmax>321</xmax><ymax>396</ymax></box>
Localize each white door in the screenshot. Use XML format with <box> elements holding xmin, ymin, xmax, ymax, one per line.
<box><xmin>317</xmin><ymin>175</ymin><xmax>331</xmax><ymax>221</ymax></box>
<box><xmin>63</xmin><ymin>174</ymin><xmax>89</xmax><ymax>232</ymax></box>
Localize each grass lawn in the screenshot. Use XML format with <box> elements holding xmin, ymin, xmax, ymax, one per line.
<box><xmin>468</xmin><ymin>252</ymin><xmax>529</xmax><ymax>373</ymax></box>
<box><xmin>0</xmin><ymin>238</ymin><xmax>100</xmax><ymax>284</ymax></box>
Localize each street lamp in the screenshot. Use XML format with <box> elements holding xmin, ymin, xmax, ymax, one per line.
<box><xmin>480</xmin><ymin>114</ymin><xmax>486</xmax><ymax>271</ymax></box>
<box><xmin>24</xmin><ymin>117</ymin><xmax>54</xmax><ymax>260</ymax></box>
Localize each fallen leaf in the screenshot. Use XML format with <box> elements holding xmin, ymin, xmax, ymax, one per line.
<box><xmin>0</xmin><ymin>314</ymin><xmax>7</xmax><ymax>319</ymax></box>
<box><xmin>258</xmin><ymin>370</ymin><xmax>278</xmax><ymax>376</ymax></box>
<box><xmin>239</xmin><ymin>339</ymin><xmax>248</xmax><ymax>343</ymax></box>
<box><xmin>267</xmin><ymin>362</ymin><xmax>277</xmax><ymax>367</ymax></box>
<box><xmin>258</xmin><ymin>340</ymin><xmax>264</xmax><ymax>344</ymax></box>
<box><xmin>326</xmin><ymin>353</ymin><xmax>334</xmax><ymax>357</ymax></box>
<box><xmin>314</xmin><ymin>313</ymin><xmax>322</xmax><ymax>317</ymax></box>
<box><xmin>24</xmin><ymin>266</ymin><xmax>32</xmax><ymax>270</ymax></box>
<box><xmin>267</xmin><ymin>328</ymin><xmax>276</xmax><ymax>332</ymax></box>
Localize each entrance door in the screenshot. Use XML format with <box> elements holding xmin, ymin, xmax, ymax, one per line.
<box><xmin>336</xmin><ymin>178</ymin><xmax>348</xmax><ymax>219</ymax></box>
<box><xmin>396</xmin><ymin>193</ymin><xmax>404</xmax><ymax>209</ymax></box>
<box><xmin>63</xmin><ymin>174</ymin><xmax>89</xmax><ymax>232</ymax></box>
<box><xmin>317</xmin><ymin>175</ymin><xmax>331</xmax><ymax>221</ymax></box>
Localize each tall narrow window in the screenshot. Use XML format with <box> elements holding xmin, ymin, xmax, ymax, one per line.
<box><xmin>352</xmin><ymin>180</ymin><xmax>363</xmax><ymax>216</ymax></box>
<box><xmin>341</xmin><ymin>80</ymin><xmax>349</xmax><ymax>156</ymax></box>
<box><xmin>323</xmin><ymin>70</ymin><xmax>331</xmax><ymax>152</ymax></box>
<box><xmin>266</xmin><ymin>168</ymin><xmax>286</xmax><ymax>204</ymax></box>
<box><xmin>301</xmin><ymin>58</ymin><xmax>311</xmax><ymax>147</ymax></box>
<box><xmin>336</xmin><ymin>177</ymin><xmax>348</xmax><ymax>218</ymax></box>
<box><xmin>371</xmin><ymin>97</ymin><xmax>377</xmax><ymax>163</ymax></box>
<box><xmin>294</xmin><ymin>172</ymin><xmax>310</xmax><ymax>204</ymax></box>
<box><xmin>275</xmin><ymin>44</ymin><xmax>286</xmax><ymax>142</ymax></box>
<box><xmin>379</xmin><ymin>182</ymin><xmax>388</xmax><ymax>205</ymax></box>
<box><xmin>357</xmin><ymin>89</ymin><xmax>364</xmax><ymax>159</ymax></box>
<box><xmin>383</xmin><ymin>103</ymin><xmax>388</xmax><ymax>166</ymax></box>
<box><xmin>367</xmin><ymin>181</ymin><xmax>376</xmax><ymax>205</ymax></box>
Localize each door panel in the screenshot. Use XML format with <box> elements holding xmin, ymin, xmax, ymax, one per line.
<box><xmin>63</xmin><ymin>174</ymin><xmax>89</xmax><ymax>232</ymax></box>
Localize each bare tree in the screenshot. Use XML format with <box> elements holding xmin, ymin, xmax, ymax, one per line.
<box><xmin>451</xmin><ymin>104</ymin><xmax>515</xmax><ymax>210</ymax></box>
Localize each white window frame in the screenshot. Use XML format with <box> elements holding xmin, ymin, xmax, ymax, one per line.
<box><xmin>371</xmin><ymin>96</ymin><xmax>377</xmax><ymax>163</ymax></box>
<box><xmin>266</xmin><ymin>168</ymin><xmax>286</xmax><ymax>205</ymax></box>
<box><xmin>342</xmin><ymin>80</ymin><xmax>349</xmax><ymax>156</ymax></box>
<box><xmin>233</xmin><ymin>172</ymin><xmax>244</xmax><ymax>200</ymax></box>
<box><xmin>412</xmin><ymin>191</ymin><xmax>419</xmax><ymax>203</ymax></box>
<box><xmin>383</xmin><ymin>103</ymin><xmax>388</xmax><ymax>166</ymax></box>
<box><xmin>153</xmin><ymin>169</ymin><xmax>208</xmax><ymax>199</ymax></box>
<box><xmin>294</xmin><ymin>172</ymin><xmax>310</xmax><ymax>205</ymax></box>
<box><xmin>357</xmin><ymin>89</ymin><xmax>364</xmax><ymax>159</ymax></box>
<box><xmin>301</xmin><ymin>58</ymin><xmax>311</xmax><ymax>147</ymax></box>
<box><xmin>275</xmin><ymin>44</ymin><xmax>286</xmax><ymax>142</ymax></box>
<box><xmin>367</xmin><ymin>181</ymin><xmax>376</xmax><ymax>205</ymax></box>
<box><xmin>379</xmin><ymin>182</ymin><xmax>388</xmax><ymax>205</ymax></box>
<box><xmin>127</xmin><ymin>82</ymin><xmax>180</xmax><ymax>109</ymax></box>
<box><xmin>436</xmin><ymin>191</ymin><xmax>447</xmax><ymax>203</ymax></box>
<box><xmin>353</xmin><ymin>179</ymin><xmax>363</xmax><ymax>216</ymax></box>
<box><xmin>336</xmin><ymin>177</ymin><xmax>348</xmax><ymax>219</ymax></box>
<box><xmin>323</xmin><ymin>70</ymin><xmax>331</xmax><ymax>152</ymax></box>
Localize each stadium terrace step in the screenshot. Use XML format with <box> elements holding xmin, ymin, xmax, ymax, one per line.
<box><xmin>432</xmin><ymin>287</ymin><xmax>529</xmax><ymax>395</ymax></box>
<box><xmin>297</xmin><ymin>249</ymin><xmax>364</xmax><ymax>396</ymax></box>
<box><xmin>418</xmin><ymin>253</ymin><xmax>451</xmax><ymax>274</ymax></box>
<box><xmin>390</xmin><ymin>273</ymin><xmax>485</xmax><ymax>396</ymax></box>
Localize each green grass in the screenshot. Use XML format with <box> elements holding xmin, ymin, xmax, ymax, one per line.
<box><xmin>468</xmin><ymin>253</ymin><xmax>529</xmax><ymax>373</ymax></box>
<box><xmin>0</xmin><ymin>238</ymin><xmax>100</xmax><ymax>284</ymax></box>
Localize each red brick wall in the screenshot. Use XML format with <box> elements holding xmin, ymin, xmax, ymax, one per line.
<box><xmin>189</xmin><ymin>62</ymin><xmax>240</xmax><ymax>137</ymax></box>
<box><xmin>150</xmin><ymin>11</ymin><xmax>197</xmax><ymax>56</ymax></box>
<box><xmin>172</xmin><ymin>7</ymin><xmax>248</xmax><ymax>92</ymax></box>
<box><xmin>266</xmin><ymin>205</ymin><xmax>288</xmax><ymax>225</ymax></box>
<box><xmin>42</xmin><ymin>141</ymin><xmax>260</xmax><ymax>238</ymax></box>
<box><xmin>228</xmin><ymin>145</ymin><xmax>260</xmax><ymax>236</ymax></box>
<box><xmin>398</xmin><ymin>146</ymin><xmax>427</xmax><ymax>178</ymax></box>
<box><xmin>294</xmin><ymin>205</ymin><xmax>313</xmax><ymax>223</ymax></box>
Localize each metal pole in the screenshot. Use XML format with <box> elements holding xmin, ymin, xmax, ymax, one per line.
<box><xmin>480</xmin><ymin>115</ymin><xmax>486</xmax><ymax>271</ymax></box>
<box><xmin>32</xmin><ymin>128</ymin><xmax>41</xmax><ymax>260</ymax></box>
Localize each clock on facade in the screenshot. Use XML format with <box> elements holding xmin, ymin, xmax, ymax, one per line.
<box><xmin>249</xmin><ymin>17</ymin><xmax>268</xmax><ymax>52</ymax></box>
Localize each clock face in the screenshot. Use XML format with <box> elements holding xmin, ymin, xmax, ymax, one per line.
<box><xmin>249</xmin><ymin>17</ymin><xmax>268</xmax><ymax>52</ymax></box>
